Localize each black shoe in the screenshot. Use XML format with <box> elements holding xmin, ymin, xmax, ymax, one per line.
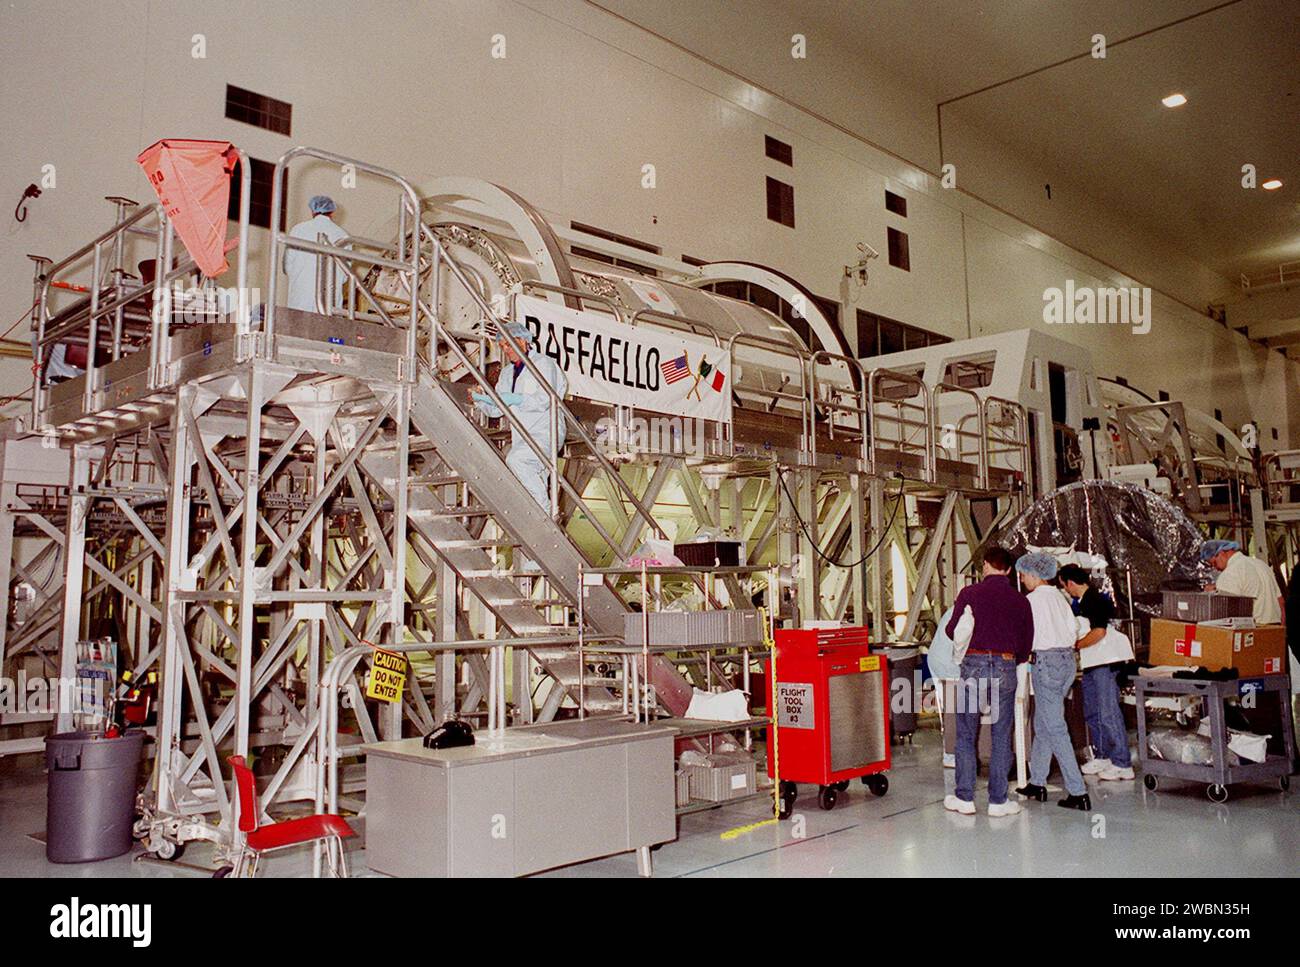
<box><xmin>1016</xmin><ymin>783</ymin><xmax>1048</xmax><ymax>802</ymax></box>
<box><xmin>1058</xmin><ymin>794</ymin><xmax>1091</xmax><ymax>811</ymax></box>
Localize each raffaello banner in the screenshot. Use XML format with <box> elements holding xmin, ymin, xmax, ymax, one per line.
<box><xmin>514</xmin><ymin>294</ymin><xmax>731</xmax><ymax>423</ymax></box>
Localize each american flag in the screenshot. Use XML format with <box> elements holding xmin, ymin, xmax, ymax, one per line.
<box><xmin>661</xmin><ymin>353</ymin><xmax>690</xmax><ymax>384</ymax></box>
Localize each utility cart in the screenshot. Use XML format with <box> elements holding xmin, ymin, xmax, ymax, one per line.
<box><xmin>1135</xmin><ymin>673</ymin><xmax>1296</xmax><ymax>803</ymax></box>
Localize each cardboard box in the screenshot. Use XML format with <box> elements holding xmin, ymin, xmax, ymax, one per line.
<box><xmin>1148</xmin><ymin>619</ymin><xmax>1287</xmax><ymax>677</ymax></box>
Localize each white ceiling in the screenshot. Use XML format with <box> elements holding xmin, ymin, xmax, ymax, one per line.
<box><xmin>598</xmin><ymin>0</ymin><xmax>1300</xmax><ymax>284</ymax></box>
<box><xmin>846</xmin><ymin>0</ymin><xmax>1300</xmax><ymax>282</ymax></box>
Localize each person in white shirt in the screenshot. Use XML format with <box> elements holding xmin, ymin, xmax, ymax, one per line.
<box><xmin>1013</xmin><ymin>552</ymin><xmax>1090</xmax><ymax>811</ymax></box>
<box><xmin>284</xmin><ymin>195</ymin><xmax>349</xmax><ymax>312</ymax></box>
<box><xmin>1199</xmin><ymin>540</ymin><xmax>1283</xmax><ymax>624</ymax></box>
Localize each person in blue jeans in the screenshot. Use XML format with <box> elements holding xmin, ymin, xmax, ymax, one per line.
<box><xmin>944</xmin><ymin>547</ymin><xmax>1033</xmax><ymax>817</ymax></box>
<box><xmin>1015</xmin><ymin>553</ymin><xmax>1090</xmax><ymax>810</ymax></box>
<box><xmin>1060</xmin><ymin>565</ymin><xmax>1134</xmax><ymax>781</ymax></box>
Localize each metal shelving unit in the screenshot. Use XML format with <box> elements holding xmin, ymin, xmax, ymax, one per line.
<box><xmin>577</xmin><ymin>562</ymin><xmax>777</xmax><ymax>816</ymax></box>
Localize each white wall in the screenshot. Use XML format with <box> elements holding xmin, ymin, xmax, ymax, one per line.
<box><xmin>1</xmin><ymin>0</ymin><xmax>1294</xmax><ymax>444</ymax></box>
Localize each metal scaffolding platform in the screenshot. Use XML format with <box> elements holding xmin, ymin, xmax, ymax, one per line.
<box><xmin>1</xmin><ymin>145</ymin><xmax>1055</xmax><ymax>867</ymax></box>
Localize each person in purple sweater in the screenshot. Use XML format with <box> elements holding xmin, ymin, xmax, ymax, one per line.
<box><xmin>943</xmin><ymin>546</ymin><xmax>1034</xmax><ymax>816</ymax></box>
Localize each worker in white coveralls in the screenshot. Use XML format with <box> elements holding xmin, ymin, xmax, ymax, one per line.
<box><xmin>472</xmin><ymin>319</ymin><xmax>568</xmax><ymax>512</ymax></box>
<box><xmin>1199</xmin><ymin>539</ymin><xmax>1284</xmax><ymax>624</ymax></box>
<box><xmin>1200</xmin><ymin>538</ymin><xmax>1298</xmax><ymax>693</ymax></box>
<box><xmin>284</xmin><ymin>195</ymin><xmax>348</xmax><ymax>312</ymax></box>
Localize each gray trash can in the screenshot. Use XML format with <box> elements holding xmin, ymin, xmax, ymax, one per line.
<box><xmin>44</xmin><ymin>730</ymin><xmax>145</xmax><ymax>863</ymax></box>
<box><xmin>875</xmin><ymin>646</ymin><xmax>921</xmax><ymax>741</ymax></box>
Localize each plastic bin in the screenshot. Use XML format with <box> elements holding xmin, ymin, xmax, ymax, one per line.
<box><xmin>675</xmin><ymin>769</ymin><xmax>691</xmax><ymax>807</ymax></box>
<box><xmin>44</xmin><ymin>730</ymin><xmax>145</xmax><ymax>863</ymax></box>
<box><xmin>674</xmin><ymin>540</ymin><xmax>741</xmax><ymax>567</ymax></box>
<box><xmin>1161</xmin><ymin>590</ymin><xmax>1253</xmax><ymax>622</ymax></box>
<box><xmin>875</xmin><ymin>645</ymin><xmax>920</xmax><ymax>740</ymax></box>
<box><xmin>684</xmin><ymin>752</ymin><xmax>757</xmax><ymax>802</ymax></box>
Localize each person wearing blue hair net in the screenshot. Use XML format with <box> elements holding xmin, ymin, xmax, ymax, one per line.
<box><xmin>284</xmin><ymin>195</ymin><xmax>348</xmax><ymax>312</ymax></box>
<box><xmin>1200</xmin><ymin>540</ymin><xmax>1283</xmax><ymax>625</ymax></box>
<box><xmin>472</xmin><ymin>318</ymin><xmax>568</xmax><ymax>514</ymax></box>
<box><xmin>1014</xmin><ymin>552</ymin><xmax>1091</xmax><ymax>811</ymax></box>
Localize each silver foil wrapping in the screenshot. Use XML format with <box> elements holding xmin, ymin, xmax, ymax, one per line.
<box><xmin>996</xmin><ymin>480</ymin><xmax>1211</xmax><ymax>616</ymax></box>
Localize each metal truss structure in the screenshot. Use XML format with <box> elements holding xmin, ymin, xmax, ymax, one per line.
<box><xmin>14</xmin><ymin>144</ymin><xmax>1285</xmax><ymax>868</ymax></box>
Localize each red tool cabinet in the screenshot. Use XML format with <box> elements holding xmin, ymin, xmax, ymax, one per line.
<box><xmin>765</xmin><ymin>626</ymin><xmax>890</xmax><ymax>816</ymax></box>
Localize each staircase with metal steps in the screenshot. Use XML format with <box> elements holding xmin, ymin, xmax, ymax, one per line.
<box><xmin>387</xmin><ymin>368</ymin><xmax>695</xmax><ymax>717</ymax></box>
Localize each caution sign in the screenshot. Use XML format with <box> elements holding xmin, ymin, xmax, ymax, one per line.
<box><xmin>776</xmin><ymin>682</ymin><xmax>815</xmax><ymax>729</ymax></box>
<box><xmin>366</xmin><ymin>648</ymin><xmax>407</xmax><ymax>703</ymax></box>
<box><xmin>858</xmin><ymin>656</ymin><xmax>880</xmax><ymax>672</ymax></box>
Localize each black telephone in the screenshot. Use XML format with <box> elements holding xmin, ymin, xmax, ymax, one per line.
<box><xmin>423</xmin><ymin>718</ymin><xmax>476</xmax><ymax>749</ymax></box>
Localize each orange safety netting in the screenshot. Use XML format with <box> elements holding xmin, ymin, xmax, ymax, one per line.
<box><xmin>137</xmin><ymin>139</ymin><xmax>240</xmax><ymax>278</ymax></box>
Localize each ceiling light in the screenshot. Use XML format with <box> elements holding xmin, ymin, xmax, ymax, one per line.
<box><xmin>1161</xmin><ymin>93</ymin><xmax>1187</xmax><ymax>108</ymax></box>
<box><xmin>1262</xmin><ymin>179</ymin><xmax>1283</xmax><ymax>190</ymax></box>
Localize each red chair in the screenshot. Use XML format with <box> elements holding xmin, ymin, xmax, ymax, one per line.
<box><xmin>226</xmin><ymin>755</ymin><xmax>357</xmax><ymax>877</ymax></box>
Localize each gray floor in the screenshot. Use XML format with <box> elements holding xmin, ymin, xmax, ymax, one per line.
<box><xmin>2</xmin><ymin>726</ymin><xmax>1295</xmax><ymax>878</ymax></box>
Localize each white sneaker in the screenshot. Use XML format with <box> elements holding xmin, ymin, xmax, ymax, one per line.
<box><xmin>1081</xmin><ymin>758</ymin><xmax>1112</xmax><ymax>775</ymax></box>
<box><xmin>942</xmin><ymin>753</ymin><xmax>956</xmax><ymax>769</ymax></box>
<box><xmin>1098</xmin><ymin>765</ymin><xmax>1135</xmax><ymax>781</ymax></box>
<box><xmin>944</xmin><ymin>795</ymin><xmax>975</xmax><ymax>815</ymax></box>
<box><xmin>988</xmin><ymin>800</ymin><xmax>1022</xmax><ymax>817</ymax></box>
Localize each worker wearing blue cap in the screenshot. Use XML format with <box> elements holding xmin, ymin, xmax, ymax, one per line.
<box><xmin>1014</xmin><ymin>552</ymin><xmax>1091</xmax><ymax>811</ymax></box>
<box><xmin>472</xmin><ymin>318</ymin><xmax>568</xmax><ymax>513</ymax></box>
<box><xmin>1200</xmin><ymin>539</ymin><xmax>1283</xmax><ymax>624</ymax></box>
<box><xmin>284</xmin><ymin>195</ymin><xmax>348</xmax><ymax>312</ymax></box>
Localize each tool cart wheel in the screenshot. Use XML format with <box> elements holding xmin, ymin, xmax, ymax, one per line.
<box><xmin>865</xmin><ymin>774</ymin><xmax>889</xmax><ymax>797</ymax></box>
<box><xmin>151</xmin><ymin>840</ymin><xmax>183</xmax><ymax>861</ymax></box>
<box><xmin>212</xmin><ymin>865</ymin><xmax>234</xmax><ymax>879</ymax></box>
<box><xmin>833</xmin><ymin>780</ymin><xmax>849</xmax><ymax>792</ymax></box>
<box><xmin>1206</xmin><ymin>783</ymin><xmax>1228</xmax><ymax>804</ymax></box>
<box><xmin>1142</xmin><ymin>774</ymin><xmax>1158</xmax><ymax>791</ymax></box>
<box><xmin>818</xmin><ymin>785</ymin><xmax>838</xmax><ymax>810</ymax></box>
<box><xmin>778</xmin><ymin>781</ymin><xmax>798</xmax><ymax>820</ymax></box>
<box><xmin>1280</xmin><ymin>775</ymin><xmax>1290</xmax><ymax>791</ymax></box>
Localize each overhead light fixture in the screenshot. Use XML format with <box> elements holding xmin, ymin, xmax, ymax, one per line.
<box><xmin>1262</xmin><ymin>179</ymin><xmax>1283</xmax><ymax>190</ymax></box>
<box><xmin>1161</xmin><ymin>93</ymin><xmax>1187</xmax><ymax>108</ymax></box>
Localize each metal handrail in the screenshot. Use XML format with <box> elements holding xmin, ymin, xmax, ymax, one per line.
<box><xmin>932</xmin><ymin>382</ymin><xmax>987</xmax><ymax>488</ymax></box>
<box><xmin>317</xmin><ymin>234</ymin><xmax>407</xmax><ymax>329</ymax></box>
<box><xmin>867</xmin><ymin>368</ymin><xmax>935</xmax><ymax>482</ymax></box>
<box><xmin>32</xmin><ymin>150</ymin><xmax>255</xmax><ymax>426</ymax></box>
<box><xmin>983</xmin><ymin>396</ymin><xmax>1030</xmax><ymax>482</ymax></box>
<box><xmin>727</xmin><ymin>330</ymin><xmax>813</xmax><ymax>452</ymax></box>
<box><xmin>807</xmin><ymin>350</ymin><xmax>867</xmax><ymax>469</ymax></box>
<box><xmin>515</xmin><ymin>279</ymin><xmax>624</xmax><ymax>320</ymax></box>
<box><xmin>625</xmin><ymin>305</ymin><xmax>723</xmax><ymax>346</ymax></box>
<box><xmin>416</xmin><ymin>227</ymin><xmax>669</xmax><ymax>549</ymax></box>
<box><xmin>1261</xmin><ymin>449</ymin><xmax>1300</xmax><ymax>508</ymax></box>
<box><xmin>33</xmin><ymin>202</ymin><xmax>160</xmax><ymax>424</ymax></box>
<box><xmin>265</xmin><ymin>147</ymin><xmax>423</xmax><ymax>371</ymax></box>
